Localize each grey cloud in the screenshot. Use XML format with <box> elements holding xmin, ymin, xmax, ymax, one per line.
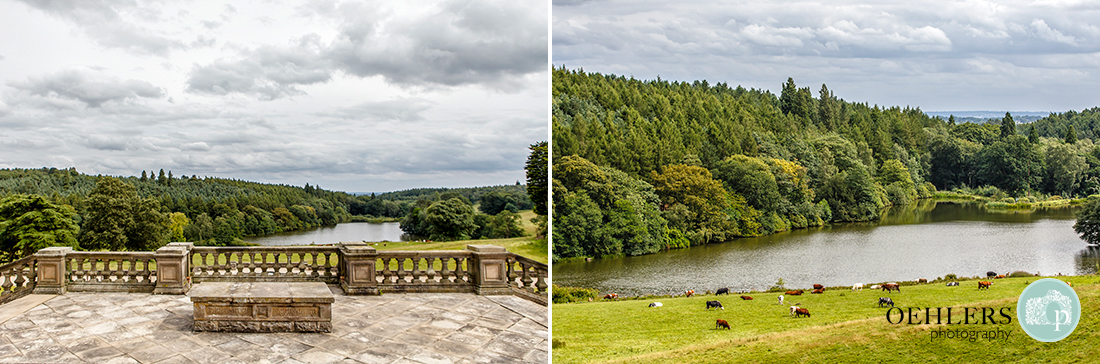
<box><xmin>16</xmin><ymin>0</ymin><xmax>185</xmax><ymax>56</ymax></box>
<box><xmin>318</xmin><ymin>98</ymin><xmax>433</xmax><ymax>121</ymax></box>
<box><xmin>9</xmin><ymin>69</ymin><xmax>164</xmax><ymax>108</ymax></box>
<box><xmin>326</xmin><ymin>0</ymin><xmax>546</xmax><ymax>88</ymax></box>
<box><xmin>186</xmin><ymin>36</ymin><xmax>331</xmax><ymax>99</ymax></box>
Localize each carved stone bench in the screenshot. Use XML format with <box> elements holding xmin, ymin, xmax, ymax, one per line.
<box><xmin>190</xmin><ymin>282</ymin><xmax>334</xmax><ymax>333</ymax></box>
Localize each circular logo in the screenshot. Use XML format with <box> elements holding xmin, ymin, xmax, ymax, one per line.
<box><xmin>1017</xmin><ymin>279</ymin><xmax>1081</xmax><ymax>342</ymax></box>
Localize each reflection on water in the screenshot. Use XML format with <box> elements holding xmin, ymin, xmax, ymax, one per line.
<box><xmin>553</xmin><ymin>202</ymin><xmax>1091</xmax><ymax>296</ymax></box>
<box><xmin>245</xmin><ymin>222</ymin><xmax>418</xmax><ymax>246</ymax></box>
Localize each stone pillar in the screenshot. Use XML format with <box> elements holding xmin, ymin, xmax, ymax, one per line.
<box><xmin>339</xmin><ymin>242</ymin><xmax>379</xmax><ymax>295</ymax></box>
<box><xmin>153</xmin><ymin>242</ymin><xmax>193</xmax><ymax>294</ymax></box>
<box><xmin>467</xmin><ymin>245</ymin><xmax>512</xmax><ymax>295</ymax></box>
<box><xmin>33</xmin><ymin>247</ymin><xmax>72</xmax><ymax>294</ymax></box>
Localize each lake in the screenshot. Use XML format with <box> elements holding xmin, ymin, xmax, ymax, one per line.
<box><xmin>244</xmin><ymin>222</ymin><xmax>415</xmax><ymax>246</ymax></box>
<box><xmin>552</xmin><ymin>200</ymin><xmax>1100</xmax><ymax>296</ymax></box>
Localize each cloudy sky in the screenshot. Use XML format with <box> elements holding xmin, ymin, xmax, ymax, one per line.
<box><xmin>0</xmin><ymin>0</ymin><xmax>547</xmax><ymax>193</ymax></box>
<box><xmin>554</xmin><ymin>0</ymin><xmax>1100</xmax><ymax>112</ymax></box>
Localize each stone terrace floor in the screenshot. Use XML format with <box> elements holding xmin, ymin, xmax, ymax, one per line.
<box><xmin>0</xmin><ymin>287</ymin><xmax>548</xmax><ymax>364</ymax></box>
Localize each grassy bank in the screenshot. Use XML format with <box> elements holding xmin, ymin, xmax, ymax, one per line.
<box><xmin>552</xmin><ymin>276</ymin><xmax>1100</xmax><ymax>363</ymax></box>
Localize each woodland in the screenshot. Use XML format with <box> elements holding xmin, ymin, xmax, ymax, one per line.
<box><xmin>553</xmin><ymin>67</ymin><xmax>1100</xmax><ymax>260</ymax></box>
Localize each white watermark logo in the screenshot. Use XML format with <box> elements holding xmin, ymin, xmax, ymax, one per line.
<box><xmin>1017</xmin><ymin>279</ymin><xmax>1080</xmax><ymax>342</ymax></box>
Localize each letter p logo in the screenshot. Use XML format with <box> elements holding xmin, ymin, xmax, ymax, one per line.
<box><xmin>1054</xmin><ymin>310</ymin><xmax>1071</xmax><ymax>332</ymax></box>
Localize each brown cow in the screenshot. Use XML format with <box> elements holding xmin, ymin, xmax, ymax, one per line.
<box><xmin>740</xmin><ymin>295</ymin><xmax>753</xmax><ymax>300</ymax></box>
<box><xmin>795</xmin><ymin>308</ymin><xmax>811</xmax><ymax>318</ymax></box>
<box><xmin>602</xmin><ymin>293</ymin><xmax>618</xmax><ymax>300</ymax></box>
<box><xmin>811</xmin><ymin>288</ymin><xmax>824</xmax><ymax>294</ymax></box>
<box><xmin>978</xmin><ymin>281</ymin><xmax>992</xmax><ymax>290</ymax></box>
<box><xmin>716</xmin><ymin>319</ymin><xmax>731</xmax><ymax>330</ymax></box>
<box><xmin>918</xmin><ymin>278</ymin><xmax>928</xmax><ymax>284</ymax></box>
<box><xmin>785</xmin><ymin>290</ymin><xmax>804</xmax><ymax>296</ymax></box>
<box><xmin>685</xmin><ymin>290</ymin><xmax>695</xmax><ymax>298</ymax></box>
<box><xmin>995</xmin><ymin>275</ymin><xmax>1006</xmax><ymax>279</ymax></box>
<box><xmin>813</xmin><ymin>284</ymin><xmax>824</xmax><ymax>290</ymax></box>
<box><xmin>882</xmin><ymin>283</ymin><xmax>900</xmax><ymax>292</ymax></box>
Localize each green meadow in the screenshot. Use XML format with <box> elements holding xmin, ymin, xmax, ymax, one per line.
<box><xmin>552</xmin><ymin>276</ymin><xmax>1100</xmax><ymax>363</ymax></box>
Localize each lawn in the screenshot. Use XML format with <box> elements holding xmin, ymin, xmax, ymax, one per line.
<box><xmin>369</xmin><ymin>210</ymin><xmax>547</xmax><ymax>264</ymax></box>
<box><xmin>552</xmin><ymin>276</ymin><xmax>1100</xmax><ymax>363</ymax></box>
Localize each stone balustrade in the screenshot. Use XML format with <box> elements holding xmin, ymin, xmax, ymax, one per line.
<box><xmin>191</xmin><ymin>246</ymin><xmax>340</xmax><ymax>283</ymax></box>
<box><xmin>0</xmin><ymin>255</ymin><xmax>37</xmax><ymax>305</ymax></box>
<box><xmin>64</xmin><ymin>251</ymin><xmax>158</xmax><ymax>292</ymax></box>
<box><xmin>0</xmin><ymin>242</ymin><xmax>548</xmax><ymax>306</ymax></box>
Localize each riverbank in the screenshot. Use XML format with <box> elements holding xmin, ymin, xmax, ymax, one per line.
<box><xmin>934</xmin><ymin>190</ymin><xmax>1089</xmax><ymax>211</ymax></box>
<box><xmin>354</xmin><ymin>210</ymin><xmax>547</xmax><ymax>264</ymax></box>
<box><xmin>552</xmin><ymin>275</ymin><xmax>1099</xmax><ymax>363</ymax></box>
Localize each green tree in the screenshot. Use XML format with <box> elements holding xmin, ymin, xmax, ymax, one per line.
<box><xmin>649</xmin><ymin>164</ymin><xmax>732</xmax><ymax>244</ymax></box>
<box><xmin>423</xmin><ymin>198</ymin><xmax>477</xmax><ymax>240</ymax></box>
<box><xmin>978</xmin><ymin>136</ymin><xmax>1044</xmax><ymax>193</ymax></box>
<box><xmin>0</xmin><ymin>194</ymin><xmax>80</xmax><ymax>262</ymax></box>
<box><xmin>1066</xmin><ymin>125</ymin><xmax>1078</xmax><ymax>144</ymax></box>
<box><xmin>1029</xmin><ymin>125</ymin><xmax>1039</xmax><ymax>143</ymax></box>
<box><xmin>479</xmin><ymin>191</ymin><xmax>520</xmax><ymax>215</ymax></box>
<box><xmin>1001</xmin><ymin>112</ymin><xmax>1016</xmax><ymax>138</ymax></box>
<box><xmin>526</xmin><ymin>141</ymin><xmax>549</xmax><ymax>215</ymax></box>
<box><xmin>79</xmin><ymin>177</ymin><xmax>169</xmax><ymax>251</ymax></box>
<box><xmin>1044</xmin><ymin>143</ymin><xmax>1086</xmax><ymax>196</ymax></box>
<box><xmin>1074</xmin><ymin>198</ymin><xmax>1100</xmax><ymax>245</ymax></box>
<box><xmin>713</xmin><ymin>155</ymin><xmax>781</xmax><ymax>212</ymax></box>
<box><xmin>167</xmin><ymin>212</ymin><xmax>190</xmax><ymax>242</ymax></box>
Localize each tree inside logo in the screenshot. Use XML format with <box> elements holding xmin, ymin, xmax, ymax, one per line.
<box><xmin>1017</xmin><ymin>279</ymin><xmax>1081</xmax><ymax>342</ymax></box>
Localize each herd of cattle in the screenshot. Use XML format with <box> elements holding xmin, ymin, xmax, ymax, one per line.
<box><xmin>613</xmin><ymin>271</ymin><xmax>1019</xmax><ymax>330</ymax></box>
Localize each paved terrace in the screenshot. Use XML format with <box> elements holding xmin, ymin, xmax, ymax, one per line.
<box><xmin>0</xmin><ymin>288</ymin><xmax>548</xmax><ymax>364</ymax></box>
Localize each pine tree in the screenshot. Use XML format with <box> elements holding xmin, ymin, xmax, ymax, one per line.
<box><xmin>1000</xmin><ymin>112</ymin><xmax>1016</xmax><ymax>138</ymax></box>
<box><xmin>1066</xmin><ymin>125</ymin><xmax>1078</xmax><ymax>144</ymax></box>
<box><xmin>1029</xmin><ymin>125</ymin><xmax>1039</xmax><ymax>143</ymax></box>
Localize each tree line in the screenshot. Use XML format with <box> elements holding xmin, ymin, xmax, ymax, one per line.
<box><xmin>0</xmin><ymin>156</ymin><xmax>546</xmax><ymax>263</ymax></box>
<box><xmin>552</xmin><ymin>67</ymin><xmax>1100</xmax><ymax>260</ymax></box>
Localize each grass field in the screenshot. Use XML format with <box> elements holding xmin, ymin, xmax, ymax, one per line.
<box><xmin>553</xmin><ymin>276</ymin><xmax>1100</xmax><ymax>363</ymax></box>
<box><xmin>370</xmin><ymin>210</ymin><xmax>547</xmax><ymax>264</ymax></box>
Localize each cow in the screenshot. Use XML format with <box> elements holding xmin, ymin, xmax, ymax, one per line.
<box><xmin>852</xmin><ymin>283</ymin><xmax>863</xmax><ymax>291</ymax></box>
<box><xmin>978</xmin><ymin>281</ymin><xmax>992</xmax><ymax>290</ymax></box>
<box><xmin>795</xmin><ymin>308</ymin><xmax>811</xmax><ymax>318</ymax></box>
<box><xmin>777</xmin><ymin>295</ymin><xmax>784</xmax><ymax>305</ymax></box>
<box><xmin>987</xmin><ymin>271</ymin><xmax>997</xmax><ymax>278</ymax></box>
<box><xmin>811</xmin><ymin>288</ymin><xmax>824</xmax><ymax>294</ymax></box>
<box><xmin>716</xmin><ymin>319</ymin><xmax>731</xmax><ymax>330</ymax></box>
<box><xmin>649</xmin><ymin>302</ymin><xmax>663</xmax><ymax>308</ymax></box>
<box><xmin>602</xmin><ymin>293</ymin><xmax>618</xmax><ymax>300</ymax></box>
<box><xmin>740</xmin><ymin>295</ymin><xmax>753</xmax><ymax>300</ymax></box>
<box><xmin>706</xmin><ymin>300</ymin><xmax>725</xmax><ymax>310</ymax></box>
<box><xmin>918</xmin><ymin>278</ymin><xmax>928</xmax><ymax>284</ymax></box>
<box><xmin>882</xmin><ymin>283</ymin><xmax>900</xmax><ymax>293</ymax></box>
<box><xmin>789</xmin><ymin>306</ymin><xmax>800</xmax><ymax>317</ymax></box>
<box><xmin>995</xmin><ymin>275</ymin><xmax>1006</xmax><ymax>279</ymax></box>
<box><xmin>685</xmin><ymin>290</ymin><xmax>695</xmax><ymax>298</ymax></box>
<box><xmin>716</xmin><ymin>287</ymin><xmax>730</xmax><ymax>295</ymax></box>
<box><xmin>785</xmin><ymin>290</ymin><xmax>804</xmax><ymax>296</ymax></box>
<box><xmin>813</xmin><ymin>284</ymin><xmax>824</xmax><ymax>290</ymax></box>
<box><xmin>946</xmin><ymin>282</ymin><xmax>959</xmax><ymax>287</ymax></box>
<box><xmin>878</xmin><ymin>297</ymin><xmax>894</xmax><ymax>308</ymax></box>
<box><xmin>870</xmin><ymin>285</ymin><xmax>880</xmax><ymax>290</ymax></box>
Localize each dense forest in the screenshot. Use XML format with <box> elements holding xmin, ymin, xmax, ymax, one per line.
<box><xmin>0</xmin><ymin>164</ymin><xmax>540</xmax><ymax>262</ymax></box>
<box><xmin>552</xmin><ymin>66</ymin><xmax>1100</xmax><ymax>260</ymax></box>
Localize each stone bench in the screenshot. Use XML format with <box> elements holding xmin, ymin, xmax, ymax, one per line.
<box><xmin>190</xmin><ymin>282</ymin><xmax>334</xmax><ymax>333</ymax></box>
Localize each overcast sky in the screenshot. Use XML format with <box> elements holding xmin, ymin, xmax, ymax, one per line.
<box><xmin>554</xmin><ymin>0</ymin><xmax>1100</xmax><ymax>112</ymax></box>
<box><xmin>0</xmin><ymin>0</ymin><xmax>547</xmax><ymax>193</ymax></box>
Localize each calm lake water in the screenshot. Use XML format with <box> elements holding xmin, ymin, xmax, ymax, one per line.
<box><xmin>552</xmin><ymin>200</ymin><xmax>1100</xmax><ymax>296</ymax></box>
<box><xmin>245</xmin><ymin>222</ymin><xmax>413</xmax><ymax>246</ymax></box>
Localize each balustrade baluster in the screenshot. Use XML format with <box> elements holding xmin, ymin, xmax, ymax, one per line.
<box><xmin>521</xmin><ymin>263</ymin><xmax>534</xmax><ymax>292</ymax></box>
<box><xmin>536</xmin><ymin>268</ymin><xmax>548</xmax><ymax>293</ymax></box>
<box><xmin>324</xmin><ymin>252</ymin><xmax>335</xmax><ymax>278</ymax></box>
<box><xmin>380</xmin><ymin>257</ymin><xmax>391</xmax><ymax>284</ymax></box>
<box><xmin>440</xmin><ymin>257</ymin><xmax>452</xmax><ymax>284</ymax></box>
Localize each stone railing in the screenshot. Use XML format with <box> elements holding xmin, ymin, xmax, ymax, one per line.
<box><xmin>191</xmin><ymin>246</ymin><xmax>340</xmax><ymax>283</ymax></box>
<box><xmin>507</xmin><ymin>253</ymin><xmax>549</xmax><ymax>305</ymax></box>
<box><xmin>0</xmin><ymin>255</ymin><xmax>37</xmax><ymax>305</ymax></box>
<box><xmin>65</xmin><ymin>251</ymin><xmax>157</xmax><ymax>292</ymax></box>
<box><xmin>1</xmin><ymin>242</ymin><xmax>548</xmax><ymax>306</ymax></box>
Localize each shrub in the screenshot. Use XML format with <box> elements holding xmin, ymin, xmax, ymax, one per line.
<box><xmin>1009</xmin><ymin>271</ymin><xmax>1032</xmax><ymax>277</ymax></box>
<box><xmin>945</xmin><ymin>273</ymin><xmax>957</xmax><ymax>280</ymax></box>
<box><xmin>552</xmin><ymin>284</ymin><xmax>599</xmax><ymax>304</ymax></box>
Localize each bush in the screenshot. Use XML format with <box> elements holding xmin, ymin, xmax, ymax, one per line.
<box><xmin>552</xmin><ymin>284</ymin><xmax>599</xmax><ymax>304</ymax></box>
<box><xmin>1009</xmin><ymin>271</ymin><xmax>1033</xmax><ymax>277</ymax></box>
<box><xmin>1000</xmin><ymin>197</ymin><xmax>1016</xmax><ymax>203</ymax></box>
<box><xmin>945</xmin><ymin>273</ymin><xmax>957</xmax><ymax>280</ymax></box>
